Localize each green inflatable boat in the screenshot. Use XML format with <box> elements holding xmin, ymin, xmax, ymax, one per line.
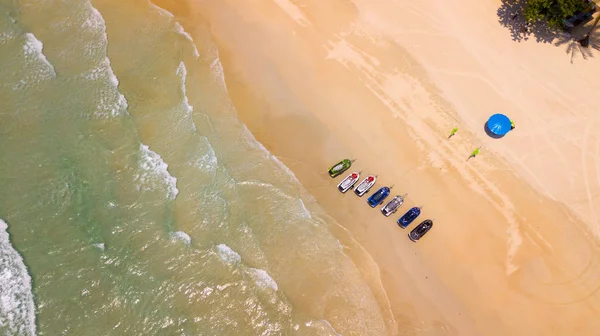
<box><xmin>328</xmin><ymin>159</ymin><xmax>353</xmax><ymax>178</ymax></box>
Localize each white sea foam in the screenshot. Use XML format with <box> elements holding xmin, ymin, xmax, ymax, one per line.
<box><xmin>240</xmin><ymin>124</ymin><xmax>300</xmax><ymax>183</ymax></box>
<box><xmin>174</xmin><ymin>23</ymin><xmax>200</xmax><ymax>59</ymax></box>
<box><xmin>247</xmin><ymin>268</ymin><xmax>279</xmax><ymax>291</ymax></box>
<box><xmin>0</xmin><ymin>12</ymin><xmax>18</xmax><ymax>45</ymax></box>
<box><xmin>170</xmin><ymin>231</ymin><xmax>191</xmax><ymax>246</ymax></box>
<box><xmin>147</xmin><ymin>1</ymin><xmax>199</xmax><ymax>59</ymax></box>
<box><xmin>0</xmin><ymin>16</ymin><xmax>19</xmax><ymax>45</ymax></box>
<box><xmin>78</xmin><ymin>5</ymin><xmax>108</xmax><ymax>58</ymax></box>
<box><xmin>305</xmin><ymin>319</ymin><xmax>342</xmax><ymax>336</ymax></box>
<box><xmin>92</xmin><ymin>243</ymin><xmax>105</xmax><ymax>251</ymax></box>
<box><xmin>235</xmin><ymin>181</ymin><xmax>312</xmax><ymax>220</ymax></box>
<box><xmin>8</xmin><ymin>32</ymin><xmax>57</xmax><ymax>90</ymax></box>
<box><xmin>210</xmin><ymin>57</ymin><xmax>227</xmax><ymax>90</ymax></box>
<box><xmin>297</xmin><ymin>199</ymin><xmax>311</xmax><ymax>219</ymax></box>
<box><xmin>66</xmin><ymin>4</ymin><xmax>128</xmax><ymax>118</ymax></box>
<box><xmin>148</xmin><ymin>0</ymin><xmax>174</xmax><ymax>18</ymax></box>
<box><xmin>236</xmin><ymin>181</ymin><xmax>294</xmax><ymax>200</ymax></box>
<box><xmin>0</xmin><ymin>219</ymin><xmax>36</xmax><ymax>336</ymax></box>
<box><xmin>23</xmin><ymin>33</ymin><xmax>55</xmax><ymax>76</ymax></box>
<box><xmin>216</xmin><ymin>244</ymin><xmax>241</xmax><ymax>265</ymax></box>
<box><xmin>135</xmin><ymin>144</ymin><xmax>179</xmax><ymax>200</ymax></box>
<box><xmin>176</xmin><ymin>61</ymin><xmax>196</xmax><ymax>131</ymax></box>
<box><xmin>86</xmin><ymin>57</ymin><xmax>128</xmax><ymax>117</ymax></box>
<box><xmin>194</xmin><ymin>140</ymin><xmax>218</xmax><ymax>174</ymax></box>
<box><xmin>0</xmin><ymin>31</ymin><xmax>16</xmax><ymax>45</ymax></box>
<box><xmin>83</xmin><ymin>7</ymin><xmax>105</xmax><ymax>32</ymax></box>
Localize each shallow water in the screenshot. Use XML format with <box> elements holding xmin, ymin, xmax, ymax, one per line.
<box><xmin>0</xmin><ymin>0</ymin><xmax>389</xmax><ymax>334</ymax></box>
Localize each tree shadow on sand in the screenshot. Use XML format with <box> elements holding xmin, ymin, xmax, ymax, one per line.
<box><xmin>498</xmin><ymin>0</ymin><xmax>600</xmax><ymax>62</ymax></box>
<box><xmin>497</xmin><ymin>0</ymin><xmax>560</xmax><ymax>43</ymax></box>
<box><xmin>554</xmin><ymin>21</ymin><xmax>600</xmax><ymax>62</ymax></box>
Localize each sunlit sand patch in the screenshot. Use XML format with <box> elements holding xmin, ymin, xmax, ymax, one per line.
<box><xmin>326</xmin><ymin>35</ymin><xmax>526</xmax><ymax>276</ymax></box>
<box><xmin>272</xmin><ymin>0</ymin><xmax>311</xmax><ymax>27</ymax></box>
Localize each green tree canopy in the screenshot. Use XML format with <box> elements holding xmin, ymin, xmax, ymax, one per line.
<box><xmin>523</xmin><ymin>0</ymin><xmax>589</xmax><ymax>29</ymax></box>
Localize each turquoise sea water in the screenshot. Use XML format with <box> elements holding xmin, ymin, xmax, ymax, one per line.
<box><xmin>0</xmin><ymin>0</ymin><xmax>389</xmax><ymax>335</ymax></box>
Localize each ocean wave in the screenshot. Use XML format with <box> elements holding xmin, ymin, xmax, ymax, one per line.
<box><xmin>83</xmin><ymin>6</ymin><xmax>106</xmax><ymax>35</ymax></box>
<box><xmin>176</xmin><ymin>61</ymin><xmax>196</xmax><ymax>131</ymax></box>
<box><xmin>51</xmin><ymin>2</ymin><xmax>129</xmax><ymax>117</ymax></box>
<box><xmin>49</xmin><ymin>3</ymin><xmax>107</xmax><ymax>58</ymax></box>
<box><xmin>215</xmin><ymin>244</ymin><xmax>279</xmax><ymax>292</ymax></box>
<box><xmin>236</xmin><ymin>180</ymin><xmax>313</xmax><ymax>219</ymax></box>
<box><xmin>23</xmin><ymin>33</ymin><xmax>55</xmax><ymax>76</ymax></box>
<box><xmin>77</xmin><ymin>4</ymin><xmax>106</xmax><ymax>59</ymax></box>
<box><xmin>170</xmin><ymin>231</ymin><xmax>191</xmax><ymax>246</ymax></box>
<box><xmin>87</xmin><ymin>5</ymin><xmax>129</xmax><ymax>118</ymax></box>
<box><xmin>192</xmin><ymin>137</ymin><xmax>218</xmax><ymax>175</ymax></box>
<box><xmin>205</xmin><ymin>53</ymin><xmax>302</xmax><ymax>188</ymax></box>
<box><xmin>6</xmin><ymin>32</ymin><xmax>57</xmax><ymax>90</ymax></box>
<box><xmin>305</xmin><ymin>319</ymin><xmax>342</xmax><ymax>336</ymax></box>
<box><xmin>0</xmin><ymin>219</ymin><xmax>36</xmax><ymax>336</ymax></box>
<box><xmin>49</xmin><ymin>2</ymin><xmax>128</xmax><ymax>117</ymax></box>
<box><xmin>134</xmin><ymin>144</ymin><xmax>179</xmax><ymax>200</ymax></box>
<box><xmin>216</xmin><ymin>244</ymin><xmax>241</xmax><ymax>265</ymax></box>
<box><xmin>146</xmin><ymin>1</ymin><xmax>200</xmax><ymax>59</ymax></box>
<box><xmin>247</xmin><ymin>268</ymin><xmax>279</xmax><ymax>291</ymax></box>
<box><xmin>236</xmin><ymin>180</ymin><xmax>295</xmax><ymax>200</ymax></box>
<box><xmin>209</xmin><ymin>57</ymin><xmax>227</xmax><ymax>90</ymax></box>
<box><xmin>147</xmin><ymin>0</ymin><xmax>174</xmax><ymax>18</ymax></box>
<box><xmin>0</xmin><ymin>31</ymin><xmax>16</xmax><ymax>45</ymax></box>
<box><xmin>0</xmin><ymin>12</ymin><xmax>19</xmax><ymax>45</ymax></box>
<box><xmin>92</xmin><ymin>243</ymin><xmax>105</xmax><ymax>251</ymax></box>
<box><xmin>87</xmin><ymin>58</ymin><xmax>129</xmax><ymax>118</ymax></box>
<box><xmin>174</xmin><ymin>23</ymin><xmax>200</xmax><ymax>59</ymax></box>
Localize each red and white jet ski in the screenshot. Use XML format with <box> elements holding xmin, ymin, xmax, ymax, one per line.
<box><xmin>354</xmin><ymin>175</ymin><xmax>376</xmax><ymax>197</ymax></box>
<box><xmin>337</xmin><ymin>172</ymin><xmax>360</xmax><ymax>193</ymax></box>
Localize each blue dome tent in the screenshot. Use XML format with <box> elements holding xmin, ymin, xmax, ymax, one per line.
<box><xmin>485</xmin><ymin>114</ymin><xmax>512</xmax><ymax>138</ymax></box>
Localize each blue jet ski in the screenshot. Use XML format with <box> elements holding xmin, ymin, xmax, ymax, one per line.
<box><xmin>397</xmin><ymin>207</ymin><xmax>421</xmax><ymax>228</ymax></box>
<box><xmin>367</xmin><ymin>186</ymin><xmax>391</xmax><ymax>208</ymax></box>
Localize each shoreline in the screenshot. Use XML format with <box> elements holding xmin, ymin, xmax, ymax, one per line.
<box><xmin>156</xmin><ymin>0</ymin><xmax>600</xmax><ymax>334</ymax></box>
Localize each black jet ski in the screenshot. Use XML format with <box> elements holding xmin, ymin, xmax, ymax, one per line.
<box><xmin>408</xmin><ymin>219</ymin><xmax>433</xmax><ymax>242</ymax></box>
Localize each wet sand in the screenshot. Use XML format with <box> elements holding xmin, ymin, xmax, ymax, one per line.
<box><xmin>153</xmin><ymin>0</ymin><xmax>600</xmax><ymax>334</ymax></box>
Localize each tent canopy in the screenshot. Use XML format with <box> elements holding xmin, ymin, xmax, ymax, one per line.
<box><xmin>486</xmin><ymin>114</ymin><xmax>512</xmax><ymax>136</ymax></box>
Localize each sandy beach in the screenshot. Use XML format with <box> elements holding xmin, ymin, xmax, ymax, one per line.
<box><xmin>152</xmin><ymin>0</ymin><xmax>600</xmax><ymax>334</ymax></box>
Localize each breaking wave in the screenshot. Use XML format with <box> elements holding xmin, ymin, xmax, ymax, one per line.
<box><xmin>23</xmin><ymin>33</ymin><xmax>56</xmax><ymax>77</ymax></box>
<box><xmin>215</xmin><ymin>244</ymin><xmax>278</xmax><ymax>291</ymax></box>
<box><xmin>170</xmin><ymin>231</ymin><xmax>191</xmax><ymax>246</ymax></box>
<box><xmin>86</xmin><ymin>5</ymin><xmax>128</xmax><ymax>117</ymax></box>
<box><xmin>3</xmin><ymin>32</ymin><xmax>56</xmax><ymax>91</ymax></box>
<box><xmin>247</xmin><ymin>268</ymin><xmax>279</xmax><ymax>291</ymax></box>
<box><xmin>0</xmin><ymin>219</ymin><xmax>36</xmax><ymax>336</ymax></box>
<box><xmin>176</xmin><ymin>61</ymin><xmax>196</xmax><ymax>131</ymax></box>
<box><xmin>192</xmin><ymin>136</ymin><xmax>218</xmax><ymax>175</ymax></box>
<box><xmin>174</xmin><ymin>23</ymin><xmax>200</xmax><ymax>59</ymax></box>
<box><xmin>134</xmin><ymin>144</ymin><xmax>179</xmax><ymax>200</ymax></box>
<box><xmin>216</xmin><ymin>244</ymin><xmax>241</xmax><ymax>265</ymax></box>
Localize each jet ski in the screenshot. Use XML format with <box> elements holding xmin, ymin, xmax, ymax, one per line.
<box><xmin>337</xmin><ymin>172</ymin><xmax>360</xmax><ymax>193</ymax></box>
<box><xmin>367</xmin><ymin>186</ymin><xmax>391</xmax><ymax>207</ymax></box>
<box><xmin>380</xmin><ymin>195</ymin><xmax>405</xmax><ymax>217</ymax></box>
<box><xmin>328</xmin><ymin>159</ymin><xmax>353</xmax><ymax>178</ymax></box>
<box><xmin>408</xmin><ymin>219</ymin><xmax>433</xmax><ymax>242</ymax></box>
<box><xmin>354</xmin><ymin>175</ymin><xmax>376</xmax><ymax>197</ymax></box>
<box><xmin>397</xmin><ymin>207</ymin><xmax>421</xmax><ymax>228</ymax></box>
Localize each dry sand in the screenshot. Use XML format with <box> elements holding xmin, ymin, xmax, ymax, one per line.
<box><xmin>153</xmin><ymin>0</ymin><xmax>600</xmax><ymax>334</ymax></box>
